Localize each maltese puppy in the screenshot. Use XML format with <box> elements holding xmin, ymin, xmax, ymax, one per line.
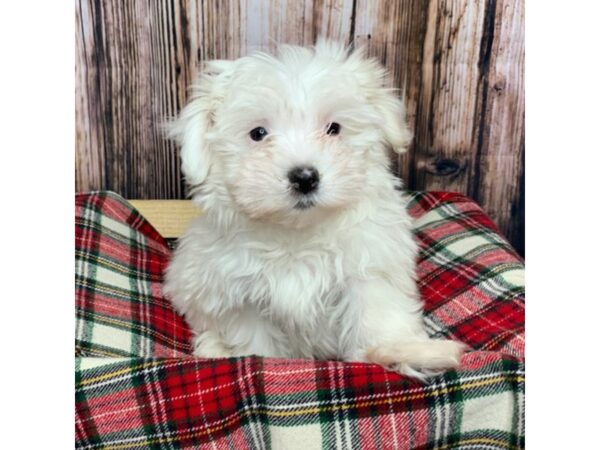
<box><xmin>164</xmin><ymin>39</ymin><xmax>465</xmax><ymax>380</ymax></box>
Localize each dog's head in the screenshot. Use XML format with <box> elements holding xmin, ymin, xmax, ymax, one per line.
<box><xmin>168</xmin><ymin>39</ymin><xmax>412</xmax><ymax>228</ymax></box>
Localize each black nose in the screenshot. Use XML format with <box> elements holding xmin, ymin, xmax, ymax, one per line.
<box><xmin>288</xmin><ymin>166</ymin><xmax>320</xmax><ymax>194</ymax></box>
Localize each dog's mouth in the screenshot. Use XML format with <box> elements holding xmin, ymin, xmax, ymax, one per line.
<box><xmin>293</xmin><ymin>197</ymin><xmax>316</xmax><ymax>210</ymax></box>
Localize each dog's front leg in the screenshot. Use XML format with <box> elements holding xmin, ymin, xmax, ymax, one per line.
<box><xmin>343</xmin><ymin>278</ymin><xmax>466</xmax><ymax>381</ymax></box>
<box><xmin>193</xmin><ymin>306</ymin><xmax>293</xmax><ymax>359</ymax></box>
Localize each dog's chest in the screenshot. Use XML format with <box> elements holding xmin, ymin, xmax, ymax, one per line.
<box><xmin>251</xmin><ymin>247</ymin><xmax>347</xmax><ymax>355</ymax></box>
<box><xmin>254</xmin><ymin>245</ymin><xmax>343</xmax><ymax>309</ymax></box>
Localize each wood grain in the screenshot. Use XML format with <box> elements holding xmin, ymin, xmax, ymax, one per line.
<box><xmin>76</xmin><ymin>0</ymin><xmax>185</xmax><ymax>199</ymax></box>
<box><xmin>76</xmin><ymin>0</ymin><xmax>105</xmax><ymax>192</ymax></box>
<box><xmin>75</xmin><ymin>0</ymin><xmax>525</xmax><ymax>255</ymax></box>
<box><xmin>352</xmin><ymin>0</ymin><xmax>429</xmax><ymax>184</ymax></box>
<box><xmin>470</xmin><ymin>0</ymin><xmax>525</xmax><ymax>255</ymax></box>
<box><xmin>412</xmin><ymin>0</ymin><xmax>488</xmax><ymax>194</ymax></box>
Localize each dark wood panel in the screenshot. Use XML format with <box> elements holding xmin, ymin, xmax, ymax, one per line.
<box><xmin>76</xmin><ymin>0</ymin><xmax>105</xmax><ymax>192</ymax></box>
<box><xmin>470</xmin><ymin>0</ymin><xmax>525</xmax><ymax>255</ymax></box>
<box><xmin>76</xmin><ymin>0</ymin><xmax>184</xmax><ymax>198</ymax></box>
<box><xmin>412</xmin><ymin>0</ymin><xmax>488</xmax><ymax>194</ymax></box>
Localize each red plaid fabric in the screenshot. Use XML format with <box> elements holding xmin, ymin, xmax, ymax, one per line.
<box><xmin>75</xmin><ymin>191</ymin><xmax>524</xmax><ymax>449</ymax></box>
<box><xmin>409</xmin><ymin>192</ymin><xmax>524</xmax><ymax>358</ymax></box>
<box><xmin>75</xmin><ymin>192</ymin><xmax>192</xmax><ymax>357</ymax></box>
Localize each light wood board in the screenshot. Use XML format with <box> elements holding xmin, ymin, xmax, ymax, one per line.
<box><xmin>129</xmin><ymin>200</ymin><xmax>201</xmax><ymax>239</ymax></box>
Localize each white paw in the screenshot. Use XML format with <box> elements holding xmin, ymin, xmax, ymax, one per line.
<box><xmin>367</xmin><ymin>339</ymin><xmax>467</xmax><ymax>382</ymax></box>
<box><xmin>192</xmin><ymin>331</ymin><xmax>233</xmax><ymax>358</ymax></box>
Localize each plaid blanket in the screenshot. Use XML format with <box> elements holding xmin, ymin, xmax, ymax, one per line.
<box><xmin>75</xmin><ymin>191</ymin><xmax>524</xmax><ymax>449</ymax></box>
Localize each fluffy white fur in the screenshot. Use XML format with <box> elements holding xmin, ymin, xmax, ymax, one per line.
<box><xmin>163</xmin><ymin>39</ymin><xmax>465</xmax><ymax>381</ymax></box>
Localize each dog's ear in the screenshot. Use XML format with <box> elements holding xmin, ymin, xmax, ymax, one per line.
<box><xmin>369</xmin><ymin>87</ymin><xmax>413</xmax><ymax>155</ymax></box>
<box><xmin>345</xmin><ymin>47</ymin><xmax>413</xmax><ymax>155</ymax></box>
<box><xmin>166</xmin><ymin>60</ymin><xmax>233</xmax><ymax>186</ymax></box>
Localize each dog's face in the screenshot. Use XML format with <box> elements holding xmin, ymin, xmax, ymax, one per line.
<box><xmin>170</xmin><ymin>40</ymin><xmax>412</xmax><ymax>228</ymax></box>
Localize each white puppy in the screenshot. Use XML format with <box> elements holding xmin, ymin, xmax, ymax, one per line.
<box><xmin>163</xmin><ymin>39</ymin><xmax>465</xmax><ymax>380</ymax></box>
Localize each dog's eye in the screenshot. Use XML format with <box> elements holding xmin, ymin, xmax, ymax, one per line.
<box><xmin>326</xmin><ymin>122</ymin><xmax>341</xmax><ymax>136</ymax></box>
<box><xmin>249</xmin><ymin>127</ymin><xmax>268</xmax><ymax>141</ymax></box>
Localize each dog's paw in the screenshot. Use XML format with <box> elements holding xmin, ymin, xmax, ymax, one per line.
<box><xmin>366</xmin><ymin>339</ymin><xmax>467</xmax><ymax>382</ymax></box>
<box><xmin>192</xmin><ymin>331</ymin><xmax>233</xmax><ymax>358</ymax></box>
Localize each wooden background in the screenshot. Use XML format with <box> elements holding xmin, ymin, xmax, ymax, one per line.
<box><xmin>76</xmin><ymin>0</ymin><xmax>525</xmax><ymax>255</ymax></box>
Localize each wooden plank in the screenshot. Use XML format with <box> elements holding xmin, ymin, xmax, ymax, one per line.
<box><xmin>310</xmin><ymin>0</ymin><xmax>355</xmax><ymax>44</ymax></box>
<box><xmin>413</xmin><ymin>0</ymin><xmax>488</xmax><ymax>194</ymax></box>
<box><xmin>129</xmin><ymin>200</ymin><xmax>201</xmax><ymax>239</ymax></box>
<box><xmin>352</xmin><ymin>0</ymin><xmax>429</xmax><ymax>183</ymax></box>
<box><xmin>75</xmin><ymin>0</ymin><xmax>185</xmax><ymax>199</ymax></box>
<box><xmin>471</xmin><ymin>0</ymin><xmax>525</xmax><ymax>255</ymax></box>
<box><xmin>76</xmin><ymin>0</ymin><xmax>105</xmax><ymax>193</ymax></box>
<box><xmin>240</xmin><ymin>0</ymin><xmax>354</xmax><ymax>53</ymax></box>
